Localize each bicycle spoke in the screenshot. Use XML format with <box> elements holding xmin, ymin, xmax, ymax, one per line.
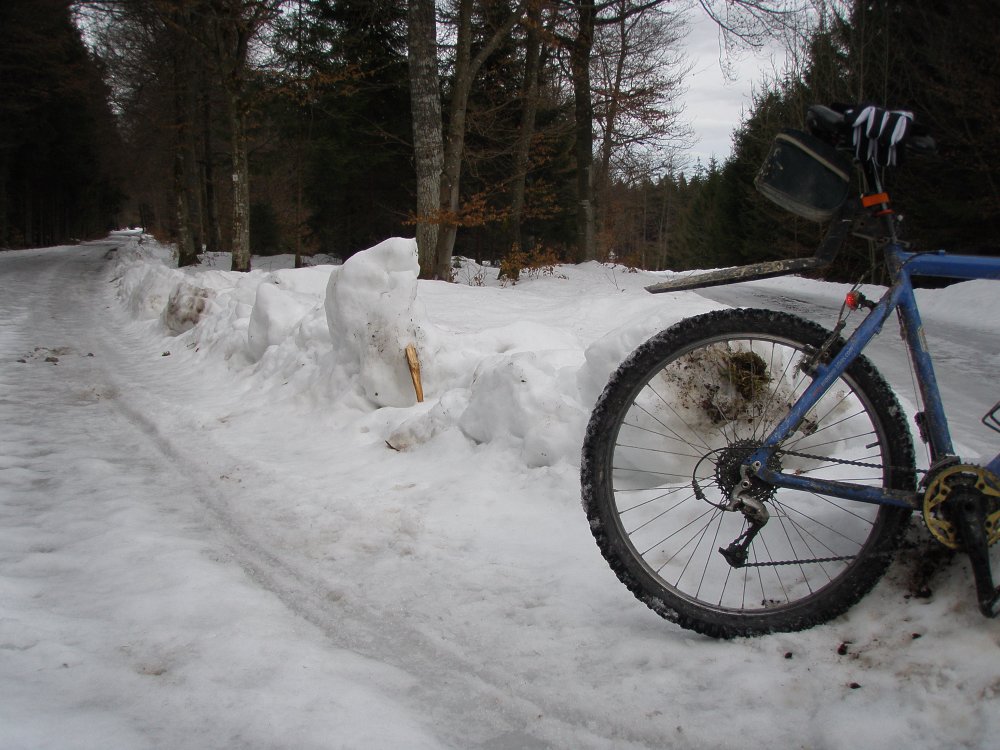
<box><xmin>582</xmin><ymin>309</ymin><xmax>914</xmax><ymax>636</ymax></box>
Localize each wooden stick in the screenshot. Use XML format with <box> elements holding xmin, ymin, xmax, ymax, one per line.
<box><xmin>405</xmin><ymin>344</ymin><xmax>424</xmax><ymax>403</ymax></box>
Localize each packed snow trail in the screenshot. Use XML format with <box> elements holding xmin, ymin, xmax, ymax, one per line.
<box><xmin>1</xmin><ymin>241</ymin><xmax>997</xmax><ymax>749</ymax></box>
<box><xmin>0</xmin><ymin>243</ymin><xmax>726</xmax><ymax>748</ymax></box>
<box><xmin>0</xmin><ymin>243</ymin><xmax>451</xmax><ymax>749</ymax></box>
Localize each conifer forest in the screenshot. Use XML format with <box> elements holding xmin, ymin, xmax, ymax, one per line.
<box><xmin>2</xmin><ymin>1</ymin><xmax>998</xmax><ymax>279</ymax></box>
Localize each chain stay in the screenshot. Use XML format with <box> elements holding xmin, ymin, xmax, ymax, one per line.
<box><xmin>732</xmin><ymin>457</ymin><xmax>999</xmax><ymax>567</ymax></box>
<box><xmin>729</xmin><ymin>448</ymin><xmax>904</xmax><ymax>568</ymax></box>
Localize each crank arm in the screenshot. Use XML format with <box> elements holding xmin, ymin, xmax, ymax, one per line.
<box><xmin>948</xmin><ymin>490</ymin><xmax>1000</xmax><ymax>618</ymax></box>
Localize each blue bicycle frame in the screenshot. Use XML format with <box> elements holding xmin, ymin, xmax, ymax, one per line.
<box><xmin>627</xmin><ymin>105</ymin><xmax>1000</xmax><ymax>621</ymax></box>
<box><xmin>750</xmin><ymin>245</ymin><xmax>1000</xmax><ymax>508</ymax></box>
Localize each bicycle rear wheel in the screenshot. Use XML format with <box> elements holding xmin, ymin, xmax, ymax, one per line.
<box><xmin>582</xmin><ymin>308</ymin><xmax>915</xmax><ymax>637</ymax></box>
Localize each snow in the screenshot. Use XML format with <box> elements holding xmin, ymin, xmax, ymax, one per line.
<box><xmin>2</xmin><ymin>233</ymin><xmax>998</xmax><ymax>749</ymax></box>
<box><xmin>325</xmin><ymin>238</ymin><xmax>427</xmax><ymax>408</ymax></box>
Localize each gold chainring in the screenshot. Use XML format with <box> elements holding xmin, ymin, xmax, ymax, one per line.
<box><xmin>922</xmin><ymin>465</ymin><xmax>1000</xmax><ymax>549</ymax></box>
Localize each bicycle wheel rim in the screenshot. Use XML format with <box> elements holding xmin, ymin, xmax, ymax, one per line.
<box><xmin>603</xmin><ymin>328</ymin><xmax>901</xmax><ymax>619</ymax></box>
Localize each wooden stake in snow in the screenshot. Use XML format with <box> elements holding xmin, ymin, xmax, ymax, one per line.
<box><xmin>405</xmin><ymin>344</ymin><xmax>424</xmax><ymax>403</ymax></box>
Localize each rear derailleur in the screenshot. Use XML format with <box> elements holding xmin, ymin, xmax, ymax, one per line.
<box><xmin>718</xmin><ymin>464</ymin><xmax>771</xmax><ymax>568</ymax></box>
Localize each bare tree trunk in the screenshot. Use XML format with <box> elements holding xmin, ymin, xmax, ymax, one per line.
<box><xmin>1</xmin><ymin>157</ymin><xmax>9</xmax><ymax>246</ymax></box>
<box><xmin>596</xmin><ymin>14</ymin><xmax>629</xmax><ymax>199</ymax></box>
<box><xmin>201</xmin><ymin>87</ymin><xmax>224</xmax><ymax>253</ymax></box>
<box><xmin>228</xmin><ymin>91</ymin><xmax>251</xmax><ymax>272</ymax></box>
<box><xmin>173</xmin><ymin>154</ymin><xmax>197</xmax><ymax>265</ymax></box>
<box><xmin>570</xmin><ymin>0</ymin><xmax>597</xmax><ymax>262</ymax></box>
<box><xmin>407</xmin><ymin>0</ymin><xmax>443</xmax><ymax>277</ymax></box>
<box><xmin>432</xmin><ymin>0</ymin><xmax>525</xmax><ymax>279</ymax></box>
<box><xmin>196</xmin><ymin>0</ymin><xmax>284</xmax><ymax>272</ymax></box>
<box><xmin>173</xmin><ymin>44</ymin><xmax>198</xmax><ymax>267</ymax></box>
<box><xmin>184</xmin><ymin>63</ymin><xmax>204</xmax><ymax>257</ymax></box>
<box><xmin>292</xmin><ymin>0</ymin><xmax>306</xmax><ymax>270</ymax></box>
<box><xmin>507</xmin><ymin>1</ymin><xmax>544</xmax><ymax>254</ymax></box>
<box><xmin>431</xmin><ymin>0</ymin><xmax>474</xmax><ymax>280</ymax></box>
<box><xmin>294</xmin><ymin>136</ymin><xmax>303</xmax><ymax>268</ymax></box>
<box><xmin>593</xmin><ymin>11</ymin><xmax>631</xmax><ymax>251</ymax></box>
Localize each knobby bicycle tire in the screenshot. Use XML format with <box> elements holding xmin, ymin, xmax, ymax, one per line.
<box><xmin>582</xmin><ymin>309</ymin><xmax>916</xmax><ymax>638</ymax></box>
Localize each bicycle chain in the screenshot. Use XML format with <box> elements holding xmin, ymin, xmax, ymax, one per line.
<box><xmin>738</xmin><ymin>554</ymin><xmax>857</xmax><ymax>568</ymax></box>
<box><xmin>743</xmin><ymin>455</ymin><xmax>998</xmax><ymax>566</ymax></box>
<box><xmin>775</xmin><ymin>446</ymin><xmax>925</xmax><ymax>476</ymax></box>
<box><xmin>732</xmin><ymin>447</ymin><xmax>916</xmax><ymax>568</ymax></box>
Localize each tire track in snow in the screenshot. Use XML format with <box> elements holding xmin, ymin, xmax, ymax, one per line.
<box><xmin>18</xmin><ymin>244</ymin><xmax>665</xmax><ymax>750</ymax></box>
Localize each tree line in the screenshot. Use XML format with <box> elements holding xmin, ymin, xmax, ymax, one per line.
<box><xmin>608</xmin><ymin>0</ymin><xmax>1000</xmax><ymax>281</ymax></box>
<box><xmin>0</xmin><ymin>0</ymin><xmax>123</xmax><ymax>248</ymax></box>
<box><xmin>1</xmin><ymin>0</ymin><xmax>802</xmax><ymax>270</ymax></box>
<box><xmin>3</xmin><ymin>1</ymin><xmax>996</xmax><ymax>281</ymax></box>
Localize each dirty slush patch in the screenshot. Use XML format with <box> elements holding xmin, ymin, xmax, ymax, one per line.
<box><xmin>16</xmin><ymin>346</ymin><xmax>94</xmax><ymax>365</ymax></box>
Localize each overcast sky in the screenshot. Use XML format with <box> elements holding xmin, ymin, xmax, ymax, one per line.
<box><xmin>682</xmin><ymin>11</ymin><xmax>789</xmax><ymax>168</ymax></box>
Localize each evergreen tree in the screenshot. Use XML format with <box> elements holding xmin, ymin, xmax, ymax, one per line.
<box><xmin>0</xmin><ymin>0</ymin><xmax>122</xmax><ymax>247</ymax></box>
<box><xmin>307</xmin><ymin>0</ymin><xmax>413</xmax><ymax>259</ymax></box>
<box><xmin>712</xmin><ymin>1</ymin><xmax>1000</xmax><ymax>280</ymax></box>
<box><xmin>842</xmin><ymin>0</ymin><xmax>1000</xmax><ymax>254</ymax></box>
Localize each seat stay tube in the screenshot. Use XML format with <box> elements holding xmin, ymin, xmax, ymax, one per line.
<box><xmin>748</xmin><ymin>280</ymin><xmax>918</xmax><ymax>509</ymax></box>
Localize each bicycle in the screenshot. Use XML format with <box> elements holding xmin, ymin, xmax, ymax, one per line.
<box><xmin>581</xmin><ymin>104</ymin><xmax>1000</xmax><ymax>638</ymax></box>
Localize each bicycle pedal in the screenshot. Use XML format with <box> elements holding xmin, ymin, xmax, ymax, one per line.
<box><xmin>983</xmin><ymin>400</ymin><xmax>1000</xmax><ymax>435</ymax></box>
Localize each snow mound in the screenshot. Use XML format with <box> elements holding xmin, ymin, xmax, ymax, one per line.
<box><xmin>248</xmin><ymin>277</ymin><xmax>325</xmax><ymax>360</ymax></box>
<box><xmin>109</xmin><ymin>234</ymin><xmax>724</xmax><ymax>468</ymax></box>
<box><xmin>577</xmin><ymin>304</ymin><xmax>707</xmax><ymax>407</ymax></box>
<box><xmin>915</xmin><ymin>279</ymin><xmax>998</xmax><ymax>329</ymax></box>
<box><xmin>325</xmin><ymin>238</ymin><xmax>427</xmax><ymax>408</ymax></box>
<box><xmin>458</xmin><ymin>351</ymin><xmax>587</xmax><ymax>468</ymax></box>
<box><xmin>115</xmin><ymin>238</ymin><xmax>180</xmax><ymax>319</ymax></box>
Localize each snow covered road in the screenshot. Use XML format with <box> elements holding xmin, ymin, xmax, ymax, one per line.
<box><xmin>2</xmin><ymin>240</ymin><xmax>998</xmax><ymax>749</ymax></box>
<box><xmin>0</xmin><ymin>243</ymin><xmax>455</xmax><ymax>748</ymax></box>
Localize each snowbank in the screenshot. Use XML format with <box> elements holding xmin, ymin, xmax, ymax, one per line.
<box><xmin>108</xmin><ymin>236</ymin><xmax>724</xmax><ymax>468</ymax></box>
